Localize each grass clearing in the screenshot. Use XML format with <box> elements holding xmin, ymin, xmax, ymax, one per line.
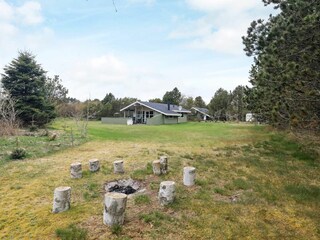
<box><xmin>0</xmin><ymin>121</ymin><xmax>319</xmax><ymax>239</ymax></box>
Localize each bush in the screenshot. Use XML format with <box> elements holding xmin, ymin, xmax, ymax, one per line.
<box><xmin>55</xmin><ymin>224</ymin><xmax>87</xmax><ymax>240</ymax></box>
<box><xmin>29</xmin><ymin>125</ymin><xmax>38</xmax><ymax>132</ymax></box>
<box><xmin>10</xmin><ymin>148</ymin><xmax>27</xmax><ymax>160</ymax></box>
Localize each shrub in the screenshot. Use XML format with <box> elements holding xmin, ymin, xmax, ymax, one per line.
<box><xmin>10</xmin><ymin>148</ymin><xmax>27</xmax><ymax>160</ymax></box>
<box><xmin>29</xmin><ymin>125</ymin><xmax>38</xmax><ymax>132</ymax></box>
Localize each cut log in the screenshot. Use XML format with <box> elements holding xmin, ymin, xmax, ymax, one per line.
<box><xmin>183</xmin><ymin>166</ymin><xmax>196</xmax><ymax>186</ymax></box>
<box><xmin>152</xmin><ymin>160</ymin><xmax>161</xmax><ymax>175</ymax></box>
<box><xmin>52</xmin><ymin>186</ymin><xmax>71</xmax><ymax>213</ymax></box>
<box><xmin>158</xmin><ymin>181</ymin><xmax>176</xmax><ymax>206</ymax></box>
<box><xmin>70</xmin><ymin>162</ymin><xmax>82</xmax><ymax>178</ymax></box>
<box><xmin>103</xmin><ymin>192</ymin><xmax>128</xmax><ymax>226</ymax></box>
<box><xmin>113</xmin><ymin>160</ymin><xmax>124</xmax><ymax>174</ymax></box>
<box><xmin>89</xmin><ymin>159</ymin><xmax>100</xmax><ymax>172</ymax></box>
<box><xmin>159</xmin><ymin>156</ymin><xmax>168</xmax><ymax>174</ymax></box>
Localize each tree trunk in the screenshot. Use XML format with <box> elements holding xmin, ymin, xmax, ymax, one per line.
<box><xmin>159</xmin><ymin>156</ymin><xmax>168</xmax><ymax>174</ymax></box>
<box><xmin>158</xmin><ymin>181</ymin><xmax>176</xmax><ymax>206</ymax></box>
<box><xmin>70</xmin><ymin>162</ymin><xmax>82</xmax><ymax>178</ymax></box>
<box><xmin>89</xmin><ymin>159</ymin><xmax>100</xmax><ymax>172</ymax></box>
<box><xmin>52</xmin><ymin>186</ymin><xmax>71</xmax><ymax>213</ymax></box>
<box><xmin>152</xmin><ymin>160</ymin><xmax>161</xmax><ymax>175</ymax></box>
<box><xmin>113</xmin><ymin>160</ymin><xmax>124</xmax><ymax>174</ymax></box>
<box><xmin>103</xmin><ymin>192</ymin><xmax>127</xmax><ymax>226</ymax></box>
<box><xmin>183</xmin><ymin>166</ymin><xmax>196</xmax><ymax>186</ymax></box>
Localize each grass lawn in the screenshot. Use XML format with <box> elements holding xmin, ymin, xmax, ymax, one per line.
<box><xmin>0</xmin><ymin>121</ymin><xmax>319</xmax><ymax>239</ymax></box>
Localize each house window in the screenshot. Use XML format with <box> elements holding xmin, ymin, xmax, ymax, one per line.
<box><xmin>150</xmin><ymin>111</ymin><xmax>154</xmax><ymax>118</ymax></box>
<box><xmin>146</xmin><ymin>112</ymin><xmax>149</xmax><ymax>118</ymax></box>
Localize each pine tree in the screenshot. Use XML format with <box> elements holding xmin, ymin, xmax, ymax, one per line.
<box><xmin>243</xmin><ymin>0</ymin><xmax>320</xmax><ymax>131</ymax></box>
<box><xmin>1</xmin><ymin>51</ymin><xmax>56</xmax><ymax>126</ymax></box>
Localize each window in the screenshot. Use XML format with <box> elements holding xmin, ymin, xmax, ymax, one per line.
<box><xmin>150</xmin><ymin>111</ymin><xmax>154</xmax><ymax>118</ymax></box>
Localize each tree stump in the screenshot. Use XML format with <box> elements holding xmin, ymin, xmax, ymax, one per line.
<box><xmin>70</xmin><ymin>162</ymin><xmax>82</xmax><ymax>178</ymax></box>
<box><xmin>158</xmin><ymin>181</ymin><xmax>176</xmax><ymax>206</ymax></box>
<box><xmin>52</xmin><ymin>186</ymin><xmax>71</xmax><ymax>213</ymax></box>
<box><xmin>159</xmin><ymin>156</ymin><xmax>168</xmax><ymax>174</ymax></box>
<box><xmin>152</xmin><ymin>160</ymin><xmax>161</xmax><ymax>175</ymax></box>
<box><xmin>183</xmin><ymin>166</ymin><xmax>196</xmax><ymax>186</ymax></box>
<box><xmin>89</xmin><ymin>159</ymin><xmax>100</xmax><ymax>172</ymax></box>
<box><xmin>103</xmin><ymin>192</ymin><xmax>128</xmax><ymax>226</ymax></box>
<box><xmin>114</xmin><ymin>160</ymin><xmax>124</xmax><ymax>174</ymax></box>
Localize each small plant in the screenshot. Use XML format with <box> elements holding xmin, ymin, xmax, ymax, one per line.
<box><xmin>110</xmin><ymin>224</ymin><xmax>122</xmax><ymax>235</ymax></box>
<box><xmin>10</xmin><ymin>148</ymin><xmax>27</xmax><ymax>160</ymax></box>
<box><xmin>55</xmin><ymin>224</ymin><xmax>87</xmax><ymax>240</ymax></box>
<box><xmin>134</xmin><ymin>195</ymin><xmax>151</xmax><ymax>205</ymax></box>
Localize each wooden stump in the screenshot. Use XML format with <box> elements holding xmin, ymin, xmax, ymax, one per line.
<box><xmin>158</xmin><ymin>181</ymin><xmax>176</xmax><ymax>206</ymax></box>
<box><xmin>52</xmin><ymin>186</ymin><xmax>71</xmax><ymax>213</ymax></box>
<box><xmin>183</xmin><ymin>166</ymin><xmax>196</xmax><ymax>186</ymax></box>
<box><xmin>103</xmin><ymin>192</ymin><xmax>128</xmax><ymax>226</ymax></box>
<box><xmin>70</xmin><ymin>162</ymin><xmax>82</xmax><ymax>178</ymax></box>
<box><xmin>114</xmin><ymin>160</ymin><xmax>124</xmax><ymax>174</ymax></box>
<box><xmin>159</xmin><ymin>156</ymin><xmax>168</xmax><ymax>174</ymax></box>
<box><xmin>89</xmin><ymin>159</ymin><xmax>100</xmax><ymax>172</ymax></box>
<box><xmin>152</xmin><ymin>160</ymin><xmax>161</xmax><ymax>175</ymax></box>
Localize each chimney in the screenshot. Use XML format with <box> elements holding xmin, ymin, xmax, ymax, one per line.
<box><xmin>167</xmin><ymin>103</ymin><xmax>170</xmax><ymax>110</ymax></box>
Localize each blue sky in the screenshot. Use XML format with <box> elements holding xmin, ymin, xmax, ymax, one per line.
<box><xmin>0</xmin><ymin>0</ymin><xmax>275</xmax><ymax>103</ymax></box>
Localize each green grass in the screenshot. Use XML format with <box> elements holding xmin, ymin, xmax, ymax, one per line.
<box><xmin>0</xmin><ymin>120</ymin><xmax>319</xmax><ymax>239</ymax></box>
<box><xmin>139</xmin><ymin>211</ymin><xmax>173</xmax><ymax>227</ymax></box>
<box><xmin>55</xmin><ymin>224</ymin><xmax>87</xmax><ymax>240</ymax></box>
<box><xmin>134</xmin><ymin>195</ymin><xmax>151</xmax><ymax>205</ymax></box>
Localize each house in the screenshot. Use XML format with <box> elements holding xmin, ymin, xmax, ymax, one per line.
<box><xmin>191</xmin><ymin>107</ymin><xmax>213</xmax><ymax>121</ymax></box>
<box><xmin>101</xmin><ymin>101</ymin><xmax>191</xmax><ymax>125</ymax></box>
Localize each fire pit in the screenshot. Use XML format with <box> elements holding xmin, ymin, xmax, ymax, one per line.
<box><xmin>105</xmin><ymin>179</ymin><xmax>143</xmax><ymax>196</ymax></box>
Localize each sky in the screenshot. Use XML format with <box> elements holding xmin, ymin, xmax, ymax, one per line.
<box><xmin>0</xmin><ymin>0</ymin><xmax>276</xmax><ymax>103</ymax></box>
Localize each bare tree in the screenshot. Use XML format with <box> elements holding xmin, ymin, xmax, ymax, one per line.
<box><xmin>0</xmin><ymin>91</ymin><xmax>20</xmax><ymax>136</ymax></box>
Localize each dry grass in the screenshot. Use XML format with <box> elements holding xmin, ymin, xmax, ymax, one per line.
<box><xmin>0</xmin><ymin>122</ymin><xmax>319</xmax><ymax>239</ymax></box>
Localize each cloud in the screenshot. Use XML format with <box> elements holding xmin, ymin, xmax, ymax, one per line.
<box><xmin>169</xmin><ymin>0</ymin><xmax>272</xmax><ymax>55</ymax></box>
<box><xmin>186</xmin><ymin>0</ymin><xmax>259</xmax><ymax>13</ymax></box>
<box><xmin>17</xmin><ymin>1</ymin><xmax>43</xmax><ymax>25</ymax></box>
<box><xmin>0</xmin><ymin>0</ymin><xmax>14</xmax><ymax>20</ymax></box>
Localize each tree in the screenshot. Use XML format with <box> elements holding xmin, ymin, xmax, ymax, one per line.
<box><xmin>45</xmin><ymin>75</ymin><xmax>68</xmax><ymax>105</ymax></box>
<box><xmin>148</xmin><ymin>98</ymin><xmax>162</xmax><ymax>103</ymax></box>
<box><xmin>162</xmin><ymin>87</ymin><xmax>182</xmax><ymax>105</ymax></box>
<box><xmin>230</xmin><ymin>85</ymin><xmax>246</xmax><ymax>121</ymax></box>
<box><xmin>180</xmin><ymin>95</ymin><xmax>194</xmax><ymax>110</ymax></box>
<box><xmin>208</xmin><ymin>88</ymin><xmax>230</xmax><ymax>121</ymax></box>
<box><xmin>1</xmin><ymin>51</ymin><xmax>56</xmax><ymax>126</ymax></box>
<box><xmin>194</xmin><ymin>96</ymin><xmax>206</xmax><ymax>108</ymax></box>
<box><xmin>242</xmin><ymin>0</ymin><xmax>320</xmax><ymax>131</ymax></box>
<box><xmin>0</xmin><ymin>91</ymin><xmax>19</xmax><ymax>136</ymax></box>
<box><xmin>102</xmin><ymin>92</ymin><xmax>115</xmax><ymax>104</ymax></box>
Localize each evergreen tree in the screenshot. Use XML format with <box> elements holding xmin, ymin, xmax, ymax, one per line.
<box><xmin>230</xmin><ymin>85</ymin><xmax>246</xmax><ymax>121</ymax></box>
<box><xmin>194</xmin><ymin>96</ymin><xmax>206</xmax><ymax>108</ymax></box>
<box><xmin>243</xmin><ymin>0</ymin><xmax>320</xmax><ymax>131</ymax></box>
<box><xmin>162</xmin><ymin>87</ymin><xmax>182</xmax><ymax>105</ymax></box>
<box><xmin>1</xmin><ymin>51</ymin><xmax>56</xmax><ymax>126</ymax></box>
<box><xmin>208</xmin><ymin>88</ymin><xmax>230</xmax><ymax>121</ymax></box>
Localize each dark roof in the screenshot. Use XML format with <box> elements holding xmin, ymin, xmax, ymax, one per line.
<box><xmin>192</xmin><ymin>107</ymin><xmax>212</xmax><ymax>117</ymax></box>
<box><xmin>120</xmin><ymin>101</ymin><xmax>191</xmax><ymax>116</ymax></box>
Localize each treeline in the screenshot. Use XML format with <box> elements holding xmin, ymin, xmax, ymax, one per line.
<box><xmin>242</xmin><ymin>0</ymin><xmax>320</xmax><ymax>131</ymax></box>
